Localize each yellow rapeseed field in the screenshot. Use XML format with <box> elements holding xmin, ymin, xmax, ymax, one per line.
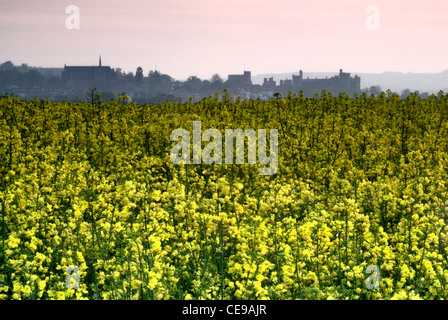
<box><xmin>1</xmin><ymin>90</ymin><xmax>448</xmax><ymax>300</ymax></box>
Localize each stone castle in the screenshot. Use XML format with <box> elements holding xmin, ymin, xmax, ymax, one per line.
<box><xmin>261</xmin><ymin>69</ymin><xmax>361</xmax><ymax>96</ymax></box>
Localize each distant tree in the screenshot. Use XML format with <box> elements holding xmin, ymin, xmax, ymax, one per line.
<box><xmin>420</xmin><ymin>92</ymin><xmax>429</xmax><ymax>99</ymax></box>
<box><xmin>45</xmin><ymin>76</ymin><xmax>61</xmax><ymax>87</ymax></box>
<box><xmin>401</xmin><ymin>88</ymin><xmax>411</xmax><ymax>99</ymax></box>
<box><xmin>24</xmin><ymin>69</ymin><xmax>45</xmax><ymax>86</ymax></box>
<box><xmin>86</xmin><ymin>88</ymin><xmax>102</xmax><ymax>105</ymax></box>
<box><xmin>211</xmin><ymin>74</ymin><xmax>223</xmax><ymax>84</ymax></box>
<box><xmin>149</xmin><ymin>70</ymin><xmax>173</xmax><ymax>83</ymax></box>
<box><xmin>125</xmin><ymin>72</ymin><xmax>134</xmax><ymax>82</ymax></box>
<box><xmin>186</xmin><ymin>75</ymin><xmax>201</xmax><ymax>83</ymax></box>
<box><xmin>210</xmin><ymin>74</ymin><xmax>223</xmax><ymax>92</ymax></box>
<box><xmin>148</xmin><ymin>70</ymin><xmax>163</xmax><ymax>85</ymax></box>
<box><xmin>135</xmin><ymin>67</ymin><xmax>143</xmax><ymax>85</ymax></box>
<box><xmin>18</xmin><ymin>63</ymin><xmax>29</xmax><ymax>72</ymax></box>
<box><xmin>0</xmin><ymin>61</ymin><xmax>14</xmax><ymax>71</ymax></box>
<box><xmin>369</xmin><ymin>85</ymin><xmax>382</xmax><ymax>97</ymax></box>
<box><xmin>115</xmin><ymin>68</ymin><xmax>124</xmax><ymax>77</ymax></box>
<box><xmin>0</xmin><ymin>69</ymin><xmax>20</xmax><ymax>87</ymax></box>
<box><xmin>184</xmin><ymin>76</ymin><xmax>202</xmax><ymax>92</ymax></box>
<box><xmin>160</xmin><ymin>73</ymin><xmax>174</xmax><ymax>83</ymax></box>
<box><xmin>172</xmin><ymin>80</ymin><xmax>183</xmax><ymax>91</ymax></box>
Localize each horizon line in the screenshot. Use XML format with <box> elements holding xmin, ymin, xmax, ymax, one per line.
<box><xmin>2</xmin><ymin>59</ymin><xmax>448</xmax><ymax>80</ymax></box>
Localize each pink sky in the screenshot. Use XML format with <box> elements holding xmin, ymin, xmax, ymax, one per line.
<box><xmin>0</xmin><ymin>0</ymin><xmax>447</xmax><ymax>80</ymax></box>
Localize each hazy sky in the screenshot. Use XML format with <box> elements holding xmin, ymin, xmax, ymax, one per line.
<box><xmin>0</xmin><ymin>0</ymin><xmax>447</xmax><ymax>80</ymax></box>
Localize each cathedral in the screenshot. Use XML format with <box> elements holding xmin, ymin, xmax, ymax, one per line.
<box><xmin>62</xmin><ymin>56</ymin><xmax>115</xmax><ymax>88</ymax></box>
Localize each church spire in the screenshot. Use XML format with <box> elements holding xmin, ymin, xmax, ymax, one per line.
<box><xmin>99</xmin><ymin>55</ymin><xmax>102</xmax><ymax>67</ymax></box>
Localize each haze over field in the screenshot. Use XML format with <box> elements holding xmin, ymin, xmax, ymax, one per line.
<box><xmin>1</xmin><ymin>0</ymin><xmax>447</xmax><ymax>83</ymax></box>
<box><xmin>252</xmin><ymin>70</ymin><xmax>448</xmax><ymax>94</ymax></box>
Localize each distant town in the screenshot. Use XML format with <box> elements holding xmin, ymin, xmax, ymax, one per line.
<box><xmin>0</xmin><ymin>57</ymin><xmax>437</xmax><ymax>103</ymax></box>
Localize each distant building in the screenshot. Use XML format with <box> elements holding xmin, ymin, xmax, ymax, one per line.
<box><xmin>279</xmin><ymin>79</ymin><xmax>292</xmax><ymax>87</ymax></box>
<box><xmin>62</xmin><ymin>56</ymin><xmax>115</xmax><ymax>88</ymax></box>
<box><xmin>225</xmin><ymin>69</ymin><xmax>360</xmax><ymax>96</ymax></box>
<box><xmin>287</xmin><ymin>69</ymin><xmax>361</xmax><ymax>96</ymax></box>
<box><xmin>263</xmin><ymin>77</ymin><xmax>276</xmax><ymax>88</ymax></box>
<box><xmin>227</xmin><ymin>71</ymin><xmax>252</xmax><ymax>86</ymax></box>
<box><xmin>291</xmin><ymin>70</ymin><xmax>304</xmax><ymax>86</ymax></box>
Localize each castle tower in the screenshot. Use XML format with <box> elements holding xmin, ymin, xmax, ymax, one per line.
<box><xmin>99</xmin><ymin>55</ymin><xmax>102</xmax><ymax>67</ymax></box>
